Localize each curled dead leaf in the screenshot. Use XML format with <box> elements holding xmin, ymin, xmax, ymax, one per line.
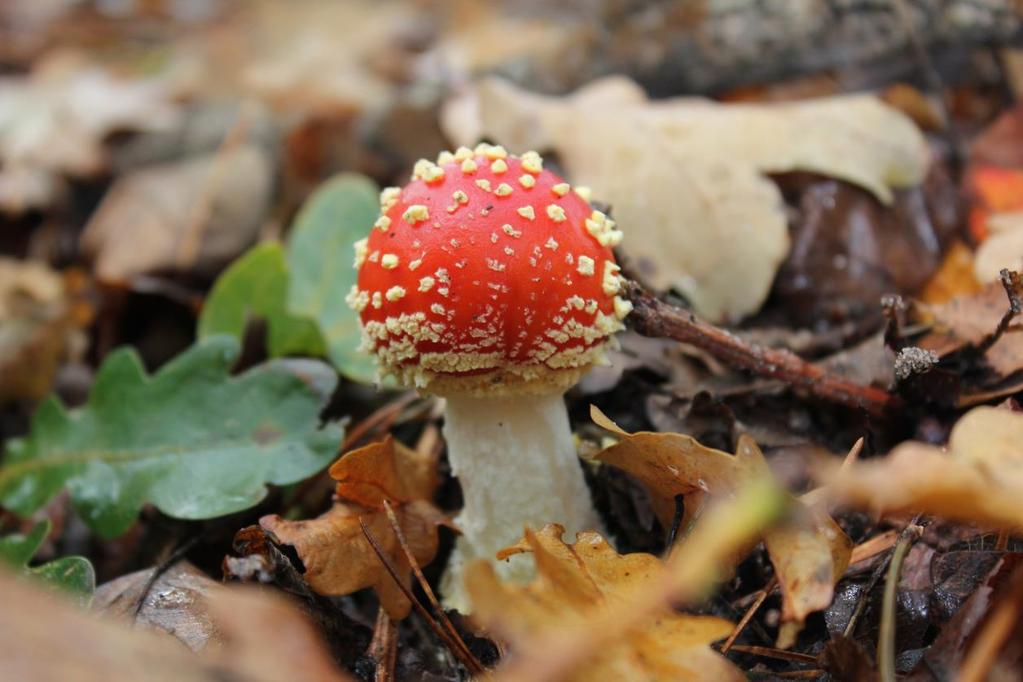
<box><xmin>467</xmin><ymin>524</ymin><xmax>743</xmax><ymax>682</ymax></box>
<box><xmin>260</xmin><ymin>437</ymin><xmax>449</xmax><ymax>619</ymax></box>
<box><xmin>590</xmin><ymin>406</ymin><xmax>851</xmax><ymax>647</ymax></box>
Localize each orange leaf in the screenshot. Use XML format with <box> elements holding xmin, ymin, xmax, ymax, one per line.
<box><xmin>329</xmin><ymin>435</ymin><xmax>438</xmax><ymax>508</ymax></box>
<box><xmin>967</xmin><ymin>165</ymin><xmax>1023</xmax><ymax>242</ymax></box>
<box><xmin>261</xmin><ymin>437</ymin><xmax>448</xmax><ymax>619</ymax></box>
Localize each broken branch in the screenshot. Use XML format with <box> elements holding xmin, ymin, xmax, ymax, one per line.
<box><xmin>624</xmin><ymin>282</ymin><xmax>902</xmax><ymax>418</ymax></box>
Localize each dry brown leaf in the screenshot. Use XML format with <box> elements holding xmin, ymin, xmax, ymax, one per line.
<box><xmin>916</xmin><ymin>280</ymin><xmax>1023</xmax><ymax>379</ymax></box>
<box><xmin>0</xmin><ymin>51</ymin><xmax>180</xmax><ymax>213</ymax></box>
<box><xmin>0</xmin><ymin>257</ymin><xmax>84</xmax><ymax>404</ymax></box>
<box><xmin>447</xmin><ymin>76</ymin><xmax>928</xmax><ymax>321</ymax></box>
<box><xmin>81</xmin><ymin>144</ymin><xmax>273</xmax><ymax>283</ymax></box>
<box><xmin>467</xmin><ymin>524</ymin><xmax>743</xmax><ymax>682</ymax></box>
<box><xmin>260</xmin><ymin>436</ymin><xmax>447</xmax><ymax>619</ymax></box>
<box><xmin>828</xmin><ymin>406</ymin><xmax>1023</xmax><ymax>530</ymax></box>
<box><xmin>590</xmin><ymin>407</ymin><xmax>851</xmax><ymax>646</ymax></box>
<box><xmin>0</xmin><ymin>567</ymin><xmax>352</xmax><ymax>682</ymax></box>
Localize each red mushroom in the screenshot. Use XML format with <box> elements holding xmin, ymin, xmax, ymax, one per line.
<box><xmin>347</xmin><ymin>145</ymin><xmax>629</xmax><ymax>609</ymax></box>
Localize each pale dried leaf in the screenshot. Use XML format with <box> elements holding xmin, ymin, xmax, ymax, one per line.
<box><xmin>81</xmin><ymin>145</ymin><xmax>273</xmax><ymax>282</ymax></box>
<box><xmin>0</xmin><ymin>51</ymin><xmax>180</xmax><ymax>212</ymax></box>
<box><xmin>974</xmin><ymin>212</ymin><xmax>1023</xmax><ymax>282</ymax></box>
<box><xmin>918</xmin><ymin>280</ymin><xmax>1023</xmax><ymax>378</ymax></box>
<box><xmin>0</xmin><ymin>257</ymin><xmax>78</xmax><ymax>403</ymax></box>
<box><xmin>452</xmin><ymin>76</ymin><xmax>928</xmax><ymax>321</ymax></box>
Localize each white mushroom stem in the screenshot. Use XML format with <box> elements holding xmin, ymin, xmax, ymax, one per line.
<box><xmin>438</xmin><ymin>391</ymin><xmax>601</xmax><ymax>612</ymax></box>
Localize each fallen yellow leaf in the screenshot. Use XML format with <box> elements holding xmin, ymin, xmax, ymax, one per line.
<box><xmin>467</xmin><ymin>524</ymin><xmax>744</xmax><ymax>682</ymax></box>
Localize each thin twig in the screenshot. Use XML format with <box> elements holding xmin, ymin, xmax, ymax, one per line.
<box><xmin>974</xmin><ymin>269</ymin><xmax>1023</xmax><ymax>357</ymax></box>
<box><xmin>721</xmin><ymin>578</ymin><xmax>777</xmax><ymax>653</ymax></box>
<box><xmin>381</xmin><ymin>500</ymin><xmax>484</xmax><ymax>675</ymax></box>
<box><xmin>843</xmin><ymin>516</ymin><xmax>923</xmax><ymax>639</ymax></box>
<box><xmin>878</xmin><ymin>522</ymin><xmax>924</xmax><ymax>682</ymax></box>
<box><xmin>133</xmin><ymin>534</ymin><xmax>203</xmax><ymax>619</ymax></box>
<box><xmin>727</xmin><ymin>644</ymin><xmax>818</xmax><ymax>665</ymax></box>
<box><xmin>358</xmin><ymin>519</ymin><xmax>484</xmax><ymax>675</ymax></box>
<box><xmin>624</xmin><ymin>282</ymin><xmax>901</xmax><ymax>417</ymax></box>
<box><xmin>770</xmin><ymin>671</ymin><xmax>824</xmax><ymax>679</ymax></box>
<box><xmin>849</xmin><ymin>530</ymin><xmax>899</xmax><ymax>567</ymax></box>
<box><xmin>368</xmin><ymin>608</ymin><xmax>397</xmax><ymax>682</ymax></box>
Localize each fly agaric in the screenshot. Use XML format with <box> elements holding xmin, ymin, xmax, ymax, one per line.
<box><xmin>347</xmin><ymin>144</ymin><xmax>629</xmax><ymax>610</ymax></box>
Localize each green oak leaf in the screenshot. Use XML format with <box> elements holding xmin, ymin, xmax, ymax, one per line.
<box><xmin>198</xmin><ymin>241</ymin><xmax>327</xmax><ymax>357</ymax></box>
<box><xmin>0</xmin><ymin>520</ymin><xmax>95</xmax><ymax>605</ymax></box>
<box><xmin>287</xmin><ymin>173</ymin><xmax>380</xmax><ymax>384</ymax></box>
<box><xmin>0</xmin><ymin>336</ymin><xmax>343</xmax><ymax>538</ymax></box>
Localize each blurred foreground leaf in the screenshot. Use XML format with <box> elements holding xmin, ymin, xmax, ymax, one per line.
<box><xmin>828</xmin><ymin>405</ymin><xmax>1023</xmax><ymax>530</ymax></box>
<box><xmin>468</xmin><ymin>524</ymin><xmax>744</xmax><ymax>681</ymax></box>
<box><xmin>287</xmin><ymin>174</ymin><xmax>380</xmax><ymax>384</ymax></box>
<box><xmin>486</xmin><ymin>478</ymin><xmax>786</xmax><ymax>682</ymax></box>
<box><xmin>0</xmin><ymin>520</ymin><xmax>94</xmax><ymax>604</ymax></box>
<box><xmin>198</xmin><ymin>241</ymin><xmax>326</xmax><ymax>357</ymax></box>
<box><xmin>0</xmin><ymin>568</ymin><xmax>354</xmax><ymax>682</ymax></box>
<box><xmin>0</xmin><ymin>336</ymin><xmax>343</xmax><ymax>537</ymax></box>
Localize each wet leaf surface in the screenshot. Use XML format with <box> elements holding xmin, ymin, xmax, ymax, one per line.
<box><xmin>0</xmin><ymin>336</ymin><xmax>343</xmax><ymax>537</ymax></box>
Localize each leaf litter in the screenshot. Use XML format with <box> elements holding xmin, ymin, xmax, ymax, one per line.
<box><xmin>4</xmin><ymin>3</ymin><xmax>1023</xmax><ymax>681</ymax></box>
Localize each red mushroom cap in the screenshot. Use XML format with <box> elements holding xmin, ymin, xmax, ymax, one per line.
<box><xmin>348</xmin><ymin>145</ymin><xmax>630</xmax><ymax>396</ymax></box>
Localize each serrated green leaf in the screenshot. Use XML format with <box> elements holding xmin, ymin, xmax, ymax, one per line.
<box><xmin>0</xmin><ymin>336</ymin><xmax>343</xmax><ymax>538</ymax></box>
<box><xmin>287</xmin><ymin>173</ymin><xmax>380</xmax><ymax>384</ymax></box>
<box><xmin>0</xmin><ymin>520</ymin><xmax>95</xmax><ymax>604</ymax></box>
<box><xmin>198</xmin><ymin>241</ymin><xmax>327</xmax><ymax>358</ymax></box>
